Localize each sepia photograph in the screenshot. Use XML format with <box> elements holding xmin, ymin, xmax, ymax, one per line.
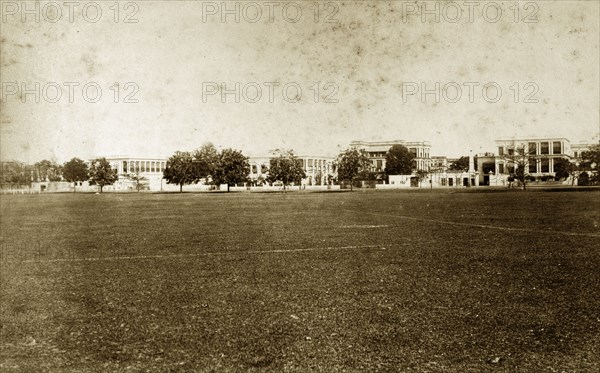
<box><xmin>1</xmin><ymin>0</ymin><xmax>599</xmax><ymax>371</ymax></box>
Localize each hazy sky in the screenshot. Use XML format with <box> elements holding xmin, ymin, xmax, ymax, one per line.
<box><xmin>1</xmin><ymin>0</ymin><xmax>599</xmax><ymax>163</ymax></box>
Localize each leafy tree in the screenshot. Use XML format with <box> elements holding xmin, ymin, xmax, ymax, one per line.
<box><xmin>34</xmin><ymin>159</ymin><xmax>62</xmax><ymax>181</ymax></box>
<box><xmin>481</xmin><ymin>161</ymin><xmax>495</xmax><ymax>175</ymax></box>
<box><xmin>553</xmin><ymin>158</ymin><xmax>579</xmax><ymax>185</ymax></box>
<box><xmin>0</xmin><ymin>161</ymin><xmax>31</xmax><ymax>187</ymax></box>
<box><xmin>257</xmin><ymin>175</ymin><xmax>266</xmax><ymax>186</ymax></box>
<box><xmin>385</xmin><ymin>145</ymin><xmax>415</xmax><ymax>176</ymax></box>
<box><xmin>449</xmin><ymin>156</ymin><xmax>469</xmax><ymax>172</ymax></box>
<box><xmin>579</xmin><ymin>143</ymin><xmax>600</xmax><ymax>184</ymax></box>
<box><xmin>267</xmin><ymin>150</ymin><xmax>306</xmax><ymax>190</ymax></box>
<box><xmin>88</xmin><ymin>158</ymin><xmax>118</xmax><ymax>193</ymax></box>
<box><xmin>212</xmin><ymin>148</ymin><xmax>250</xmax><ymax>192</ymax></box>
<box><xmin>193</xmin><ymin>142</ymin><xmax>219</xmax><ymax>183</ymax></box>
<box><xmin>163</xmin><ymin>151</ymin><xmax>196</xmax><ymax>192</ymax></box>
<box><xmin>127</xmin><ymin>171</ymin><xmax>148</xmax><ymax>192</ymax></box>
<box><xmin>62</xmin><ymin>158</ymin><xmax>89</xmax><ymax>192</ymax></box>
<box><xmin>335</xmin><ymin>148</ymin><xmax>373</xmax><ymax>191</ymax></box>
<box><xmin>578</xmin><ymin>171</ymin><xmax>590</xmax><ymax>186</ymax></box>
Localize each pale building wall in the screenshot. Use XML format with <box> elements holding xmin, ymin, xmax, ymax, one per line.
<box><xmin>350</xmin><ymin>140</ymin><xmax>433</xmax><ymax>173</ymax></box>
<box><xmin>248</xmin><ymin>154</ymin><xmax>336</xmax><ymax>186</ymax></box>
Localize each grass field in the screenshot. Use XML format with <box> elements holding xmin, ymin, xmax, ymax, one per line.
<box><xmin>1</xmin><ymin>189</ymin><xmax>599</xmax><ymax>372</ymax></box>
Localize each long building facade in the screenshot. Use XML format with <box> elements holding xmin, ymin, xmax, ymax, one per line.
<box><xmin>103</xmin><ymin>156</ymin><xmax>169</xmax><ymax>191</ymax></box>
<box><xmin>248</xmin><ymin>152</ymin><xmax>336</xmax><ymax>186</ymax></box>
<box><xmin>18</xmin><ymin>136</ymin><xmax>596</xmax><ymax>193</ymax></box>
<box><xmin>476</xmin><ymin>138</ymin><xmax>594</xmax><ymax>186</ymax></box>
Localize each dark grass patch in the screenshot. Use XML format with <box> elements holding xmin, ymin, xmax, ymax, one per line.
<box><xmin>1</xmin><ymin>191</ymin><xmax>599</xmax><ymax>372</ymax></box>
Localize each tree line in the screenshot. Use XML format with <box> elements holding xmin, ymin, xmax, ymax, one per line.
<box><xmin>2</xmin><ymin>143</ymin><xmax>598</xmax><ymax>192</ymax></box>
<box><xmin>161</xmin><ymin>145</ymin><xmax>309</xmax><ymax>192</ymax></box>
<box><xmin>1</xmin><ymin>157</ymin><xmax>119</xmax><ymax>192</ymax></box>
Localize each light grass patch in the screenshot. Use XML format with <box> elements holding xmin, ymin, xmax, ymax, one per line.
<box><xmin>340</xmin><ymin>224</ymin><xmax>389</xmax><ymax>229</ymax></box>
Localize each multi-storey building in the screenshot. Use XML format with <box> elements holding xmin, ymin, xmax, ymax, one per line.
<box><xmin>349</xmin><ymin>140</ymin><xmax>432</xmax><ymax>172</ymax></box>
<box><xmin>248</xmin><ymin>151</ymin><xmax>336</xmax><ymax>186</ymax></box>
<box><xmin>477</xmin><ymin>138</ymin><xmax>573</xmax><ymax>185</ymax></box>
<box><xmin>571</xmin><ymin>142</ymin><xmax>596</xmax><ymax>160</ymax></box>
<box><xmin>102</xmin><ymin>156</ymin><xmax>169</xmax><ymax>191</ymax></box>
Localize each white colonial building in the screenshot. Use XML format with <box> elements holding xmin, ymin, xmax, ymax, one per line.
<box><xmin>350</xmin><ymin>140</ymin><xmax>432</xmax><ymax>173</ymax></box>
<box><xmin>248</xmin><ymin>151</ymin><xmax>336</xmax><ymax>186</ymax></box>
<box><xmin>476</xmin><ymin>138</ymin><xmax>590</xmax><ymax>186</ymax></box>
<box><xmin>102</xmin><ymin>156</ymin><xmax>169</xmax><ymax>191</ymax></box>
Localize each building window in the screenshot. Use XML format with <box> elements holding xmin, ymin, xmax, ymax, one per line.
<box><xmin>508</xmin><ymin>148</ymin><xmax>514</xmax><ymax>156</ymax></box>
<box><xmin>541</xmin><ymin>158</ymin><xmax>549</xmax><ymax>173</ymax></box>
<box><xmin>498</xmin><ymin>163</ymin><xmax>504</xmax><ymax>174</ymax></box>
<box><xmin>540</xmin><ymin>142</ymin><xmax>549</xmax><ymax>155</ymax></box>
<box><xmin>553</xmin><ymin>141</ymin><xmax>562</xmax><ymax>154</ymax></box>
<box><xmin>498</xmin><ymin>147</ymin><xmax>504</xmax><ymax>156</ymax></box>
<box><xmin>252</xmin><ymin>165</ymin><xmax>257</xmax><ymax>174</ymax></box>
<box><xmin>528</xmin><ymin>142</ymin><xmax>537</xmax><ymax>155</ymax></box>
<box><xmin>528</xmin><ymin>159</ymin><xmax>537</xmax><ymax>173</ymax></box>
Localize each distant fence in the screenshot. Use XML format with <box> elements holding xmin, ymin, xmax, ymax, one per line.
<box><xmin>0</xmin><ymin>184</ymin><xmax>342</xmax><ymax>194</ymax></box>
<box><xmin>0</xmin><ymin>188</ymin><xmax>41</xmax><ymax>194</ymax></box>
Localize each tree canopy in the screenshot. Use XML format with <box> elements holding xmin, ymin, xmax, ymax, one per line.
<box><xmin>193</xmin><ymin>143</ymin><xmax>219</xmax><ymax>183</ymax></box>
<box><xmin>384</xmin><ymin>145</ymin><xmax>415</xmax><ymax>175</ymax></box>
<box><xmin>579</xmin><ymin>144</ymin><xmax>600</xmax><ymax>184</ymax></box>
<box><xmin>163</xmin><ymin>151</ymin><xmax>197</xmax><ymax>192</ymax></box>
<box><xmin>448</xmin><ymin>156</ymin><xmax>469</xmax><ymax>172</ymax></box>
<box><xmin>212</xmin><ymin>148</ymin><xmax>250</xmax><ymax>191</ymax></box>
<box><xmin>267</xmin><ymin>150</ymin><xmax>306</xmax><ymax>190</ymax></box>
<box><xmin>88</xmin><ymin>158</ymin><xmax>118</xmax><ymax>193</ymax></box>
<box><xmin>553</xmin><ymin>158</ymin><xmax>576</xmax><ymax>181</ymax></box>
<box><xmin>335</xmin><ymin>148</ymin><xmax>373</xmax><ymax>190</ymax></box>
<box><xmin>0</xmin><ymin>161</ymin><xmax>32</xmax><ymax>186</ymax></box>
<box><xmin>34</xmin><ymin>159</ymin><xmax>63</xmax><ymax>181</ymax></box>
<box><xmin>62</xmin><ymin>158</ymin><xmax>89</xmax><ymax>192</ymax></box>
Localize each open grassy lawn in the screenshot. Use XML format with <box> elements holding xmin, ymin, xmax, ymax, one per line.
<box><xmin>1</xmin><ymin>190</ymin><xmax>599</xmax><ymax>372</ymax></box>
